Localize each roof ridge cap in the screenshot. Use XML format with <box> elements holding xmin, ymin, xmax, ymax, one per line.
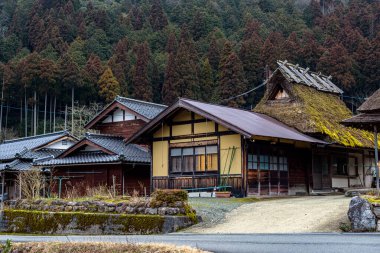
<box><xmin>116</xmin><ymin>96</ymin><xmax>167</xmax><ymax>108</ymax></box>
<box><xmin>2</xmin><ymin>131</ymin><xmax>67</xmax><ymax>144</ymax></box>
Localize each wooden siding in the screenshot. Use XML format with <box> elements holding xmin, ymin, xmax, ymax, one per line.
<box><xmin>93</xmin><ymin>119</ymin><xmax>146</xmax><ymax>139</ymax></box>
<box><xmin>152</xmin><ymin>174</ymin><xmax>243</xmax><ymax>195</ymax></box>
<box><xmin>52</xmin><ymin>164</ymin><xmax>150</xmax><ymax>197</ymax></box>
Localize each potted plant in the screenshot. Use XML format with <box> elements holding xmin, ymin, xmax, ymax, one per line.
<box><xmin>215</xmin><ymin>191</ymin><xmax>231</xmax><ymax>198</ymax></box>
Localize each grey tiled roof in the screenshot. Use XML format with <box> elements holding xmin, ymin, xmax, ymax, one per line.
<box><xmin>0</xmin><ymin>159</ymin><xmax>33</xmax><ymax>171</ymax></box>
<box><xmin>0</xmin><ymin>131</ymin><xmax>71</xmax><ymax>161</ymax></box>
<box><xmin>20</xmin><ymin>148</ymin><xmax>66</xmax><ymax>160</ymax></box>
<box><xmin>115</xmin><ymin>96</ymin><xmax>167</xmax><ymax>119</ymax></box>
<box><xmin>35</xmin><ymin>152</ymin><xmax>121</xmax><ymax>166</ymax></box>
<box><xmin>276</xmin><ymin>60</ymin><xmax>343</xmax><ymax>94</ymax></box>
<box><xmin>35</xmin><ymin>133</ymin><xmax>150</xmax><ymax>166</ymax></box>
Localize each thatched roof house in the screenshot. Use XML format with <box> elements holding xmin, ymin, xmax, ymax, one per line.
<box><xmin>254</xmin><ymin>60</ymin><xmax>375</xmax><ymax>148</ymax></box>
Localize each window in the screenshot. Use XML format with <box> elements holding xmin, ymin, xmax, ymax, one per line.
<box><xmin>170</xmin><ymin>145</ymin><xmax>218</xmax><ymax>174</ymax></box>
<box><xmin>248</xmin><ymin>154</ymin><xmax>288</xmax><ymax>171</ymax></box>
<box><xmin>331</xmin><ymin>156</ymin><xmax>348</xmax><ymax>175</ymax></box>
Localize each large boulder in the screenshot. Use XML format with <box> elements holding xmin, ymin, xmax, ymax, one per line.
<box><xmin>347</xmin><ymin>196</ymin><xmax>377</xmax><ymax>232</ymax></box>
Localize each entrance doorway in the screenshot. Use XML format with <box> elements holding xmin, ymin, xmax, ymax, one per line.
<box><xmin>247</xmin><ymin>146</ymin><xmax>289</xmax><ymax>195</ymax></box>
<box><xmin>312</xmin><ymin>154</ymin><xmax>331</xmax><ymax>190</ymax></box>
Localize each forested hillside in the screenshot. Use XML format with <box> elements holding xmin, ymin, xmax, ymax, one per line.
<box><xmin>0</xmin><ymin>0</ymin><xmax>379</xmax><ymax>139</ymax></box>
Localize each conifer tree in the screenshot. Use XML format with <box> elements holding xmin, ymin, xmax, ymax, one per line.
<box><xmin>132</xmin><ymin>42</ymin><xmax>152</xmax><ymax>101</ymax></box>
<box><xmin>199</xmin><ymin>58</ymin><xmax>214</xmax><ymax>102</ymax></box>
<box><xmin>239</xmin><ymin>32</ymin><xmax>263</xmax><ymax>87</ymax></box>
<box><xmin>317</xmin><ymin>43</ymin><xmax>355</xmax><ymax>90</ymax></box>
<box><xmin>219</xmin><ymin>44</ymin><xmax>247</xmax><ymax>107</ymax></box>
<box><xmin>98</xmin><ymin>67</ymin><xmax>120</xmax><ymax>103</ymax></box>
<box><xmin>162</xmin><ymin>53</ymin><xmax>178</xmax><ymax>105</ymax></box>
<box><xmin>166</xmin><ymin>32</ymin><xmax>177</xmax><ymax>54</ymax></box>
<box><xmin>207</xmin><ymin>35</ymin><xmax>221</xmax><ymax>71</ymax></box>
<box><xmin>283</xmin><ymin>32</ymin><xmax>301</xmax><ymax>63</ymax></box>
<box><xmin>149</xmin><ymin>0</ymin><xmax>168</xmax><ymax>31</ymax></box>
<box><xmin>172</xmin><ymin>39</ymin><xmax>199</xmax><ymax>99</ymax></box>
<box><xmin>108</xmin><ymin>38</ymin><xmax>130</xmax><ymax>96</ymax></box>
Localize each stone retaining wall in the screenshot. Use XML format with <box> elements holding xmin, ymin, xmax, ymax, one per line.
<box><xmin>6</xmin><ymin>199</ymin><xmax>189</xmax><ymax>216</ymax></box>
<box><xmin>1</xmin><ymin>209</ymin><xmax>194</xmax><ymax>234</ymax></box>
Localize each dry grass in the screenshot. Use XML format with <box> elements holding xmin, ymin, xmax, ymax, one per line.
<box><xmin>7</xmin><ymin>242</ymin><xmax>210</xmax><ymax>253</ymax></box>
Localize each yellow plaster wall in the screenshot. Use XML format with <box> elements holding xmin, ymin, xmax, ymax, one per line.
<box><xmin>218</xmin><ymin>125</ymin><xmax>229</xmax><ymax>132</ymax></box>
<box><xmin>153</xmin><ymin>124</ymin><xmax>170</xmax><ymax>138</ymax></box>
<box><xmin>173</xmin><ymin>110</ymin><xmax>192</xmax><ymax>122</ymax></box>
<box><xmin>153</xmin><ymin>141</ymin><xmax>169</xmax><ymax>177</ymax></box>
<box><xmin>220</xmin><ymin>134</ymin><xmax>242</xmax><ymax>175</ymax></box>
<box><xmin>172</xmin><ymin>124</ymin><xmax>192</xmax><ymax>136</ymax></box>
<box><xmin>194</xmin><ymin>121</ymin><xmax>215</xmax><ymax>134</ymax></box>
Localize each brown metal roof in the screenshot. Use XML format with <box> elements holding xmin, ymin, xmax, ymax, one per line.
<box><xmin>127</xmin><ymin>98</ymin><xmax>327</xmax><ymax>144</ymax></box>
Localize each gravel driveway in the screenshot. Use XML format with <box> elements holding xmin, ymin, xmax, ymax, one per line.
<box><xmin>185</xmin><ymin>195</ymin><xmax>350</xmax><ymax>233</ymax></box>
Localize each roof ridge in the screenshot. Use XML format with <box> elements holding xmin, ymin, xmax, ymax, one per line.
<box><xmin>85</xmin><ymin>132</ymin><xmax>124</xmax><ymax>139</ymax></box>
<box><xmin>2</xmin><ymin>131</ymin><xmax>68</xmax><ymax>144</ymax></box>
<box><xmin>179</xmin><ymin>97</ymin><xmax>254</xmax><ymax>113</ymax></box>
<box><xmin>116</xmin><ymin>95</ymin><xmax>167</xmax><ymax>108</ymax></box>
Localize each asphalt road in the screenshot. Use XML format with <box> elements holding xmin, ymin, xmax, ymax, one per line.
<box><xmin>1</xmin><ymin>233</ymin><xmax>380</xmax><ymax>253</ymax></box>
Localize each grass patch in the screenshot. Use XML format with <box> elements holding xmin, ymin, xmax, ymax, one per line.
<box><xmin>3</xmin><ymin>242</ymin><xmax>209</xmax><ymax>253</ymax></box>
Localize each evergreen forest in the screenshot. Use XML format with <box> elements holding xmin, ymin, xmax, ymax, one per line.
<box><xmin>0</xmin><ymin>0</ymin><xmax>379</xmax><ymax>139</ymax></box>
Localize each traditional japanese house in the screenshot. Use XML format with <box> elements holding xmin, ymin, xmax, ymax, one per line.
<box><xmin>35</xmin><ymin>96</ymin><xmax>167</xmax><ymax>196</ymax></box>
<box><xmin>0</xmin><ymin>131</ymin><xmax>77</xmax><ymax>199</ymax></box>
<box><xmin>254</xmin><ymin>60</ymin><xmax>378</xmax><ymax>192</ymax></box>
<box><xmin>127</xmin><ymin>98</ymin><xmax>327</xmax><ymax>196</ymax></box>
<box><xmin>127</xmin><ymin>61</ymin><xmax>378</xmax><ymax>196</ymax></box>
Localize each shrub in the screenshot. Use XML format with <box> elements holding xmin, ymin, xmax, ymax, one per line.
<box><xmin>151</xmin><ymin>189</ymin><xmax>188</xmax><ymax>206</ymax></box>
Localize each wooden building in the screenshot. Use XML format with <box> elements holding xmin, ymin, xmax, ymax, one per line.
<box><xmin>254</xmin><ymin>60</ymin><xmax>378</xmax><ymax>192</ymax></box>
<box><xmin>127</xmin><ymin>61</ymin><xmax>378</xmax><ymax>196</ymax></box>
<box><xmin>0</xmin><ymin>131</ymin><xmax>77</xmax><ymax>199</ymax></box>
<box><xmin>127</xmin><ymin>98</ymin><xmax>326</xmax><ymax>196</ymax></box>
<box><xmin>35</xmin><ymin>96</ymin><xmax>167</xmax><ymax>197</ymax></box>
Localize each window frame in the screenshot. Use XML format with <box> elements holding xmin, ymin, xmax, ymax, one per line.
<box><xmin>169</xmin><ymin>145</ymin><xmax>219</xmax><ymax>175</ymax></box>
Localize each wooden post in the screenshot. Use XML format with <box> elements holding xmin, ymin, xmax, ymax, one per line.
<box><xmin>374</xmin><ymin>126</ymin><xmax>379</xmax><ymax>195</ymax></box>
<box><xmin>112</xmin><ymin>175</ymin><xmax>116</xmax><ymax>197</ymax></box>
<box><xmin>19</xmin><ymin>173</ymin><xmax>22</xmax><ymax>199</ymax></box>
<box><xmin>1</xmin><ymin>172</ymin><xmax>5</xmax><ymax>211</ymax></box>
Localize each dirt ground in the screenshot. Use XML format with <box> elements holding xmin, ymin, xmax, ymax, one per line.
<box><xmin>187</xmin><ymin>195</ymin><xmax>351</xmax><ymax>233</ymax></box>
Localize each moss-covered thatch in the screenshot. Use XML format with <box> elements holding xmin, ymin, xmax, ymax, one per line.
<box><xmin>255</xmin><ymin>84</ymin><xmax>376</xmax><ymax>148</ymax></box>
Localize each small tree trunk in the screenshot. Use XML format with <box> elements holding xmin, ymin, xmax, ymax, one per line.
<box><xmin>44</xmin><ymin>92</ymin><xmax>47</xmax><ymax>134</ymax></box>
<box><xmin>49</xmin><ymin>94</ymin><xmax>52</xmax><ymax>133</ymax></box>
<box><xmin>64</xmin><ymin>104</ymin><xmax>68</xmax><ymax>130</ymax></box>
<box><xmin>71</xmin><ymin>87</ymin><xmax>74</xmax><ymax>135</ymax></box>
<box><xmin>53</xmin><ymin>96</ymin><xmax>56</xmax><ymax>132</ymax></box>
<box><xmin>24</xmin><ymin>90</ymin><xmax>27</xmax><ymax>137</ymax></box>
<box><xmin>33</xmin><ymin>91</ymin><xmax>37</xmax><ymax>136</ymax></box>
<box><xmin>0</xmin><ymin>75</ymin><xmax>4</xmax><ymax>135</ymax></box>
<box><xmin>20</xmin><ymin>97</ymin><xmax>23</xmax><ymax>135</ymax></box>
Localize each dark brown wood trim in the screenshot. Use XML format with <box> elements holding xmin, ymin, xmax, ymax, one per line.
<box><xmin>152</xmin><ymin>131</ymin><xmax>236</xmax><ymax>142</ymax></box>
<box><xmin>169</xmin><ymin>139</ymin><xmax>218</xmax><ymax>148</ymax></box>
<box><xmin>171</xmin><ymin>118</ymin><xmax>208</xmax><ymax>126</ymax></box>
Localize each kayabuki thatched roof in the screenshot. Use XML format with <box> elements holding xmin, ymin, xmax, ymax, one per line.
<box><xmin>254</xmin><ymin>61</ymin><xmax>376</xmax><ymax>148</ymax></box>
